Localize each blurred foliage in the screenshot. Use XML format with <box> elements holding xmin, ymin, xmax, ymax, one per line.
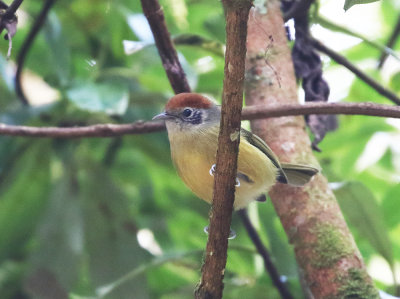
<box><xmin>0</xmin><ymin>0</ymin><xmax>399</xmax><ymax>298</ymax></box>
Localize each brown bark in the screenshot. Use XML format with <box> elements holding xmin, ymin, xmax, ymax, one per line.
<box><xmin>140</xmin><ymin>0</ymin><xmax>191</xmax><ymax>94</ymax></box>
<box><xmin>245</xmin><ymin>1</ymin><xmax>379</xmax><ymax>298</ymax></box>
<box><xmin>194</xmin><ymin>1</ymin><xmax>251</xmax><ymax>298</ymax></box>
<box><xmin>0</xmin><ymin>101</ymin><xmax>399</xmax><ymax>138</ymax></box>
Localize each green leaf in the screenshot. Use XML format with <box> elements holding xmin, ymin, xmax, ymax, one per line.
<box><xmin>389</xmin><ymin>71</ymin><xmax>400</xmax><ymax>93</ymax></box>
<box><xmin>26</xmin><ymin>176</ymin><xmax>84</xmax><ymax>297</ymax></box>
<box><xmin>81</xmin><ymin>164</ymin><xmax>150</xmax><ymax>299</ymax></box>
<box><xmin>0</xmin><ymin>141</ymin><xmax>51</xmax><ymax>262</ymax></box>
<box><xmin>67</xmin><ymin>81</ymin><xmax>129</xmax><ymax>115</ymax></box>
<box><xmin>258</xmin><ymin>202</ymin><xmax>298</xmax><ymax>278</ymax></box>
<box><xmin>333</xmin><ymin>181</ymin><xmax>393</xmax><ymax>266</ymax></box>
<box><xmin>43</xmin><ymin>12</ymin><xmax>71</xmax><ymax>87</ymax></box>
<box><xmin>381</xmin><ymin>185</ymin><xmax>400</xmax><ymax>229</ymax></box>
<box><xmin>174</xmin><ymin>34</ymin><xmax>225</xmax><ymax>57</ymax></box>
<box><xmin>0</xmin><ymin>261</ymin><xmax>25</xmax><ymax>298</ymax></box>
<box><xmin>100</xmin><ymin>251</ymin><xmax>202</xmax><ymax>298</ymax></box>
<box><xmin>344</xmin><ymin>0</ymin><xmax>380</xmax><ymax>11</ymax></box>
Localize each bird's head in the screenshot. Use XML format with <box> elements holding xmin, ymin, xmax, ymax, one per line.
<box><xmin>153</xmin><ymin>93</ymin><xmax>220</xmax><ymax>133</ymax></box>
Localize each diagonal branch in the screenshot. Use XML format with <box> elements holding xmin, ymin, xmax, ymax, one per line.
<box><xmin>377</xmin><ymin>13</ymin><xmax>400</xmax><ymax>69</ymax></box>
<box><xmin>314</xmin><ymin>15</ymin><xmax>400</xmax><ymax>63</ymax></box>
<box><xmin>15</xmin><ymin>0</ymin><xmax>57</xmax><ymax>105</ymax></box>
<box><xmin>140</xmin><ymin>0</ymin><xmax>190</xmax><ymax>94</ymax></box>
<box><xmin>237</xmin><ymin>209</ymin><xmax>294</xmax><ymax>299</ymax></box>
<box><xmin>0</xmin><ymin>102</ymin><xmax>399</xmax><ymax>137</ymax></box>
<box><xmin>311</xmin><ymin>38</ymin><xmax>400</xmax><ymax>105</ymax></box>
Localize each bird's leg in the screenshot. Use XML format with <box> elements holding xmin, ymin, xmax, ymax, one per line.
<box><xmin>209</xmin><ymin>164</ymin><xmax>216</xmax><ymax>176</ymax></box>
<box><xmin>209</xmin><ymin>163</ymin><xmax>240</xmax><ymax>187</ymax></box>
<box><xmin>206</xmin><ymin>164</ymin><xmax>238</xmax><ymax>238</ymax></box>
<box><xmin>204</xmin><ymin>225</ymin><xmax>236</xmax><ymax>239</ymax></box>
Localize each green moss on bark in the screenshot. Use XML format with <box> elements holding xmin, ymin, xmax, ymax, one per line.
<box><xmin>310</xmin><ymin>223</ymin><xmax>353</xmax><ymax>268</ymax></box>
<box><xmin>335</xmin><ymin>268</ymin><xmax>380</xmax><ymax>299</ymax></box>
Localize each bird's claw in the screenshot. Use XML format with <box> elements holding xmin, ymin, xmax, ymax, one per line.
<box><xmin>209</xmin><ymin>164</ymin><xmax>240</xmax><ymax>187</ymax></box>
<box><xmin>204</xmin><ymin>225</ymin><xmax>236</xmax><ymax>239</ymax></box>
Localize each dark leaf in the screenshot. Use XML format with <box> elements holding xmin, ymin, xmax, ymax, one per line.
<box><xmin>292</xmin><ymin>19</ymin><xmax>337</xmax><ymax>148</ymax></box>
<box><xmin>334</xmin><ymin>181</ymin><xmax>393</xmax><ymax>266</ymax></box>
<box><xmin>344</xmin><ymin>0</ymin><xmax>380</xmax><ymax>11</ymax></box>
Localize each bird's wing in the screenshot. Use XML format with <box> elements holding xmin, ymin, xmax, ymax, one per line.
<box><xmin>240</xmin><ymin>128</ymin><xmax>288</xmax><ymax>183</ymax></box>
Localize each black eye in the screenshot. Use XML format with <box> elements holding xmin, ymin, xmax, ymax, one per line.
<box><xmin>182</xmin><ymin>108</ymin><xmax>193</xmax><ymax>118</ymax></box>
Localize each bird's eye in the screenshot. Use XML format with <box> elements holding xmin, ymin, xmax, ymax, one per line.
<box><xmin>182</xmin><ymin>108</ymin><xmax>193</xmax><ymax>118</ymax></box>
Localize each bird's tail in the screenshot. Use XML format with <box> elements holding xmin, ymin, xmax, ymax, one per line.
<box><xmin>279</xmin><ymin>163</ymin><xmax>319</xmax><ymax>186</ymax></box>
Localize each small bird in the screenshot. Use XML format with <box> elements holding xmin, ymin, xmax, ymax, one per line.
<box><xmin>153</xmin><ymin>93</ymin><xmax>318</xmax><ymax>210</ymax></box>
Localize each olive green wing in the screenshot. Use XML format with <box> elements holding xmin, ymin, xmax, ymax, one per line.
<box><xmin>280</xmin><ymin>163</ymin><xmax>319</xmax><ymax>186</ymax></box>
<box><xmin>240</xmin><ymin>128</ymin><xmax>319</xmax><ymax>186</ymax></box>
<box><xmin>240</xmin><ymin>128</ymin><xmax>288</xmax><ymax>183</ymax></box>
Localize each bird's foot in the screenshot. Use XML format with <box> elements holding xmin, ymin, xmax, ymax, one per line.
<box><xmin>209</xmin><ymin>164</ymin><xmax>240</xmax><ymax>187</ymax></box>
<box><xmin>204</xmin><ymin>225</ymin><xmax>236</xmax><ymax>239</ymax></box>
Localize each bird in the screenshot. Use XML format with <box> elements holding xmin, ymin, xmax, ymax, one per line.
<box><xmin>153</xmin><ymin>93</ymin><xmax>319</xmax><ymax>210</ymax></box>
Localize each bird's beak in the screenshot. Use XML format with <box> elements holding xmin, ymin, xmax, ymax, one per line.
<box><xmin>152</xmin><ymin>112</ymin><xmax>174</xmax><ymax>121</ymax></box>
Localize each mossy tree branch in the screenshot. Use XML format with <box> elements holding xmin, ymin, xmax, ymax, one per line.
<box><xmin>244</xmin><ymin>1</ymin><xmax>379</xmax><ymax>298</ymax></box>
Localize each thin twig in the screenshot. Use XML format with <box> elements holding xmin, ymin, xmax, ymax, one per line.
<box><xmin>237</xmin><ymin>209</ymin><xmax>294</xmax><ymax>299</ymax></box>
<box><xmin>15</xmin><ymin>0</ymin><xmax>57</xmax><ymax>105</ymax></box>
<box><xmin>378</xmin><ymin>13</ymin><xmax>400</xmax><ymax>69</ymax></box>
<box><xmin>140</xmin><ymin>0</ymin><xmax>190</xmax><ymax>94</ymax></box>
<box><xmin>0</xmin><ymin>102</ymin><xmax>399</xmax><ymax>138</ymax></box>
<box><xmin>0</xmin><ymin>0</ymin><xmax>23</xmax><ymax>34</ymax></box>
<box><xmin>311</xmin><ymin>38</ymin><xmax>400</xmax><ymax>105</ymax></box>
<box><xmin>243</xmin><ymin>101</ymin><xmax>400</xmax><ymax>120</ymax></box>
<box><xmin>0</xmin><ymin>121</ymin><xmax>164</xmax><ymax>137</ymax></box>
<box><xmin>314</xmin><ymin>15</ymin><xmax>400</xmax><ymax>63</ymax></box>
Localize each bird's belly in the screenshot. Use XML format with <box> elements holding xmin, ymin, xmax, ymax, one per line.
<box><xmin>172</xmin><ymin>150</ymin><xmax>215</xmax><ymax>204</ymax></box>
<box><xmin>234</xmin><ymin>143</ymin><xmax>277</xmax><ymax>209</ymax></box>
<box><xmin>171</xmin><ymin>139</ymin><xmax>278</xmax><ymax>209</ymax></box>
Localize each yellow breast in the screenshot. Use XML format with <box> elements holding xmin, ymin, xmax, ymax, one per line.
<box><xmin>168</xmin><ymin>127</ymin><xmax>277</xmax><ymax>209</ymax></box>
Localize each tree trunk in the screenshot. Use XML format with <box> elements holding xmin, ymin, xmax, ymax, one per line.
<box><xmin>244</xmin><ymin>1</ymin><xmax>380</xmax><ymax>298</ymax></box>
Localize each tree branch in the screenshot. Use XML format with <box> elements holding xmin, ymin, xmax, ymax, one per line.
<box><xmin>0</xmin><ymin>0</ymin><xmax>23</xmax><ymax>34</ymax></box>
<box><xmin>140</xmin><ymin>0</ymin><xmax>190</xmax><ymax>94</ymax></box>
<box><xmin>194</xmin><ymin>1</ymin><xmax>252</xmax><ymax>298</ymax></box>
<box><xmin>243</xmin><ymin>101</ymin><xmax>400</xmax><ymax>120</ymax></box>
<box><xmin>0</xmin><ymin>121</ymin><xmax>164</xmax><ymax>137</ymax></box>
<box><xmin>0</xmin><ymin>102</ymin><xmax>399</xmax><ymax>137</ymax></box>
<box><xmin>311</xmin><ymin>38</ymin><xmax>400</xmax><ymax>105</ymax></box>
<box><xmin>237</xmin><ymin>209</ymin><xmax>294</xmax><ymax>299</ymax></box>
<box><xmin>15</xmin><ymin>0</ymin><xmax>56</xmax><ymax>105</ymax></box>
<box><xmin>314</xmin><ymin>15</ymin><xmax>400</xmax><ymax>63</ymax></box>
<box><xmin>377</xmin><ymin>13</ymin><xmax>400</xmax><ymax>69</ymax></box>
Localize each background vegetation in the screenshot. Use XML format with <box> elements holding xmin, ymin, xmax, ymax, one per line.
<box><xmin>0</xmin><ymin>0</ymin><xmax>399</xmax><ymax>298</ymax></box>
